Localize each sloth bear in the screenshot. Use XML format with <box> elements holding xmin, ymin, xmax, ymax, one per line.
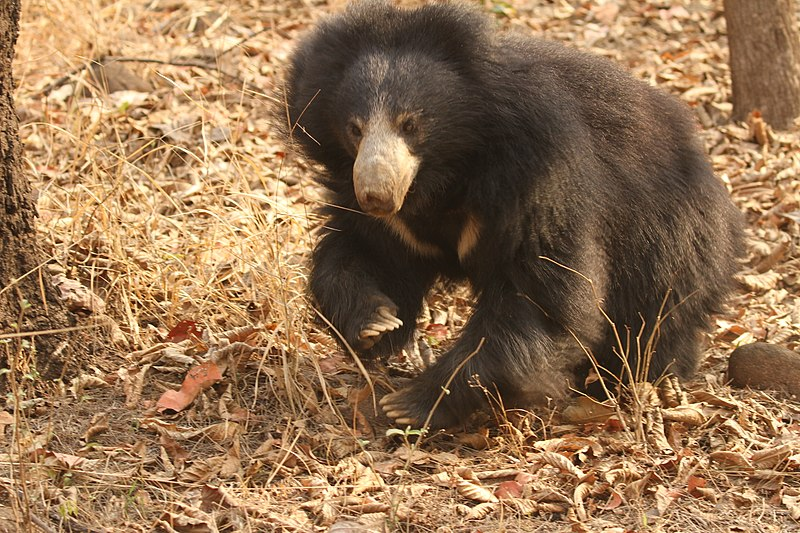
<box><xmin>285</xmin><ymin>2</ymin><xmax>743</xmax><ymax>429</ymax></box>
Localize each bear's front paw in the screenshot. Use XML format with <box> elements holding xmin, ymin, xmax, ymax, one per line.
<box><xmin>357</xmin><ymin>305</ymin><xmax>403</xmax><ymax>349</ymax></box>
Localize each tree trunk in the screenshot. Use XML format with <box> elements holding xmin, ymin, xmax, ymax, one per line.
<box><xmin>1</xmin><ymin>0</ymin><xmax>76</xmax><ymax>386</ymax></box>
<box><xmin>723</xmin><ymin>0</ymin><xmax>800</xmax><ymax>129</ymax></box>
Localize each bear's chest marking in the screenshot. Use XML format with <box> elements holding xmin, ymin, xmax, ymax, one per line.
<box><xmin>382</xmin><ymin>214</ymin><xmax>481</xmax><ymax>262</ymax></box>
<box><xmin>382</xmin><ymin>215</ymin><xmax>442</xmax><ymax>257</ymax></box>
<box><xmin>457</xmin><ymin>214</ymin><xmax>481</xmax><ymax>262</ymax></box>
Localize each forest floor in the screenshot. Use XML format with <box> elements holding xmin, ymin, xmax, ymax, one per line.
<box><xmin>4</xmin><ymin>0</ymin><xmax>800</xmax><ymax>531</ymax></box>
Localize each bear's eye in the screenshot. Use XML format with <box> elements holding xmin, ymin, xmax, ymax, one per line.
<box><xmin>401</xmin><ymin>118</ymin><xmax>417</xmax><ymax>135</ymax></box>
<box><xmin>347</xmin><ymin>122</ymin><xmax>362</xmax><ymax>140</ymax></box>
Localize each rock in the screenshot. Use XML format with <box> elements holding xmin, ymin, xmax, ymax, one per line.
<box><xmin>728</xmin><ymin>342</ymin><xmax>800</xmax><ymax>396</ymax></box>
<box><xmin>87</xmin><ymin>60</ymin><xmax>151</xmax><ymax>95</ymax></box>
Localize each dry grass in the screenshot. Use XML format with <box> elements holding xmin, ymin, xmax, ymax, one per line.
<box><xmin>3</xmin><ymin>0</ymin><xmax>800</xmax><ymax>531</ymax></box>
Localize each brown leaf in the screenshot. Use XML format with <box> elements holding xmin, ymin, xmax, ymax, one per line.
<box><xmin>156</xmin><ymin>361</ymin><xmax>223</xmax><ymax>413</ymax></box>
<box><xmin>455</xmin><ymin>432</ymin><xmax>491</xmax><ymax>450</ymax></box>
<box><xmin>160</xmin><ymin>434</ymin><xmax>189</xmax><ymax>468</ymax></box>
<box><xmin>157</xmin><ymin>502</ymin><xmax>214</xmax><ymax>531</ymax></box>
<box><xmin>735</xmin><ymin>270</ymin><xmax>781</xmax><ymax>292</ymax></box>
<box><xmin>593</xmin><ymin>2</ymin><xmax>619</xmax><ymax>26</ymax></box>
<box><xmin>573</xmin><ymin>481</ymin><xmax>592</xmax><ymax>521</ymax></box>
<box><xmin>456</xmin><ymin>501</ymin><xmax>497</xmax><ymax>519</ymax></box>
<box><xmin>562</xmin><ymin>396</ymin><xmax>616</xmax><ymax>424</ymax></box>
<box><xmin>81</xmin><ymin>412</ymin><xmax>109</xmax><ymax>442</ymax></box>
<box><xmin>0</xmin><ymin>411</ymin><xmax>14</xmax><ymax>426</ymax></box>
<box><xmin>709</xmin><ymin>450</ymin><xmax>754</xmax><ymax>470</ymax></box>
<box><xmin>456</xmin><ymin>478</ymin><xmax>499</xmax><ymax>503</ymax></box>
<box><xmin>783</xmin><ymin>494</ymin><xmax>800</xmax><ymax>520</ymax></box>
<box><xmin>425</xmin><ymin>323</ymin><xmax>449</xmax><ymax>343</ymax></box>
<box><xmin>318</xmin><ymin>352</ymin><xmax>348</xmax><ymax>373</ymax></box>
<box><xmin>535</xmin><ymin>451</ymin><xmax>586</xmax><ymax>479</ymax></box>
<box><xmin>495</xmin><ymin>480</ymin><xmax>523</xmax><ymax>499</ymax></box>
<box><xmin>203</xmin><ymin>421</ymin><xmax>242</xmax><ymax>444</ymax></box>
<box><xmin>533</xmin><ymin>436</ymin><xmax>603</xmax><ymax>457</ymax></box>
<box><xmin>165</xmin><ymin>319</ymin><xmax>204</xmax><ymax>343</ymax></box>
<box><xmin>654</xmin><ymin>485</ymin><xmax>680</xmax><ymax>515</ymax></box>
<box><xmin>42</xmin><ymin>450</ymin><xmax>86</xmax><ymax>469</ymax></box>
<box><xmin>687</xmin><ymin>475</ymin><xmax>706</xmax><ymax>497</ymax></box>
<box><xmin>623</xmin><ymin>472</ymin><xmax>652</xmax><ymax>500</ymax></box>
<box><xmin>603</xmin><ymin>490</ymin><xmax>624</xmax><ymax>510</ymax></box>
<box><xmin>751</xmin><ymin>444</ymin><xmax>792</xmax><ymax>469</ymax></box>
<box><xmin>661</xmin><ymin>405</ymin><xmax>706</xmax><ymax>426</ymax></box>
<box><xmin>52</xmin><ymin>273</ymin><xmax>106</xmax><ymax>314</ymax></box>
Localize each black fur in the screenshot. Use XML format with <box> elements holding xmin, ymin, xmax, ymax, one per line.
<box><xmin>286</xmin><ymin>2</ymin><xmax>743</xmax><ymax>428</ymax></box>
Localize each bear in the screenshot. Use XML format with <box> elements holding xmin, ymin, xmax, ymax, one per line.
<box><xmin>284</xmin><ymin>2</ymin><xmax>743</xmax><ymax>429</ymax></box>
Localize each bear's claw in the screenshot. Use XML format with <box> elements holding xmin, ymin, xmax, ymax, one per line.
<box><xmin>379</xmin><ymin>389</ymin><xmax>424</xmax><ymax>427</ymax></box>
<box><xmin>358</xmin><ymin>305</ymin><xmax>403</xmax><ymax>349</ymax></box>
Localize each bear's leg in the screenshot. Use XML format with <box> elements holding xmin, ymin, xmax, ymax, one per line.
<box><xmin>381</xmin><ymin>282</ymin><xmax>579</xmax><ymax>429</ymax></box>
<box><xmin>310</xmin><ymin>228</ymin><xmax>437</xmax><ymax>356</ymax></box>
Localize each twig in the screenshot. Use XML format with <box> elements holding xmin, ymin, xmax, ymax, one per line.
<box><xmin>0</xmin><ymin>324</ymin><xmax>100</xmax><ymax>340</ymax></box>
<box><xmin>101</xmin><ymin>56</ymin><xmax>240</xmax><ymax>83</ymax></box>
<box><xmin>29</xmin><ymin>511</ymin><xmax>57</xmax><ymax>533</ymax></box>
<box><xmin>39</xmin><ymin>55</ymin><xmax>240</xmax><ymax>96</ymax></box>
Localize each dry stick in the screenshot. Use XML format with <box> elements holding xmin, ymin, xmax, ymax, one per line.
<box><xmin>268</xmin><ymin>88</ymin><xmax>327</xmax><ymax>419</ymax></box>
<box><xmin>219</xmin><ymin>27</ymin><xmax>271</xmax><ymax>56</ymax></box>
<box><xmin>539</xmin><ymin>255</ymin><xmax>698</xmax><ymax>444</ymax></box>
<box><xmin>539</xmin><ymin>256</ymin><xmax>644</xmax><ymax>430</ymax></box>
<box><xmin>0</xmin><ymin>324</ymin><xmax>99</xmax><ymax>340</ymax></box>
<box><xmin>535</xmin><ymin>256</ymin><xmax>632</xmax><ymax>429</ymax></box>
<box><xmin>28</xmin><ymin>121</ymin><xmax>187</xmax><ymax>237</ymax></box>
<box><xmin>418</xmin><ymin>337</ymin><xmax>486</xmax><ymax>438</ymax></box>
<box><xmin>274</xmin><ymin>227</ymin><xmax>299</xmax><ymax>415</ymax></box>
<box><xmin>46</xmin><ymin>509</ymin><xmax>108</xmax><ymax>533</ymax></box>
<box><xmin>312</xmin><ymin>308</ymin><xmax>376</xmax><ymax>414</ymax></box>
<box><xmin>103</xmin><ymin>56</ymin><xmax>241</xmax><ymax>82</ymax></box>
<box><xmin>29</xmin><ymin>512</ymin><xmax>58</xmax><ymax>533</ymax></box>
<box><xmin>0</xmin><ymin>257</ymin><xmax>56</xmax><ymax>300</ymax></box>
<box><xmin>386</xmin><ymin>338</ymin><xmax>487</xmax><ymax>525</ymax></box>
<box><xmin>282</xmin><ymin>86</ymin><xmax>376</xmax><ymax>416</ymax></box>
<box><xmin>265</xmin><ymin>423</ymin><xmax>305</xmax><ymax>486</ymax></box>
<box><xmin>40</xmin><ymin>55</ymin><xmax>241</xmax><ymax>95</ymax></box>
<box><xmin>272</xmin><ymin>21</ymin><xmax>318</xmax><ymax>239</ymax></box>
<box><xmin>287</xmin><ymin>89</ymin><xmax>322</xmax><ymax>144</ymax></box>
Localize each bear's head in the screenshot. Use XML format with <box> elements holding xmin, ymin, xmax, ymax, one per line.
<box><xmin>286</xmin><ymin>2</ymin><xmax>491</xmax><ymax>218</ymax></box>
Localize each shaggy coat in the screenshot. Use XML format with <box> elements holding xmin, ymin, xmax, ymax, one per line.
<box><xmin>286</xmin><ymin>2</ymin><xmax>743</xmax><ymax>428</ymax></box>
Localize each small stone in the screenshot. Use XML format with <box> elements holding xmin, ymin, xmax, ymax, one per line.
<box><xmin>728</xmin><ymin>342</ymin><xmax>800</xmax><ymax>396</ymax></box>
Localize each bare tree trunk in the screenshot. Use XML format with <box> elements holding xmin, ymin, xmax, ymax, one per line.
<box><xmin>723</xmin><ymin>0</ymin><xmax>800</xmax><ymax>129</ymax></box>
<box><xmin>1</xmin><ymin>0</ymin><xmax>76</xmax><ymax>386</ymax></box>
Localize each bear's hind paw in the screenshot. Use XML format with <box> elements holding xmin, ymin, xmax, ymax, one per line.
<box><xmin>380</xmin><ymin>389</ymin><xmax>425</xmax><ymax>427</ymax></box>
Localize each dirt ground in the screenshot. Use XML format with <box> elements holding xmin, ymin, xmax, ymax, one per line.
<box><xmin>3</xmin><ymin>0</ymin><xmax>800</xmax><ymax>531</ymax></box>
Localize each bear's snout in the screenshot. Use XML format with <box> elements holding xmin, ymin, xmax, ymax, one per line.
<box><xmin>352</xmin><ymin>116</ymin><xmax>419</xmax><ymax>217</ymax></box>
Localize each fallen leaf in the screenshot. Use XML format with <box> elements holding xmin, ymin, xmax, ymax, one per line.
<box><xmin>654</xmin><ymin>485</ymin><xmax>680</xmax><ymax>515</ymax></box>
<box><xmin>160</xmin><ymin>434</ymin><xmax>189</xmax><ymax>468</ymax></box>
<box><xmin>562</xmin><ymin>396</ymin><xmax>615</xmax><ymax>424</ymax></box>
<box><xmin>165</xmin><ymin>319</ymin><xmax>204</xmax><ymax>343</ymax></box>
<box><xmin>687</xmin><ymin>475</ymin><xmax>706</xmax><ymax>497</ymax></box>
<box><xmin>495</xmin><ymin>480</ymin><xmax>522</xmax><ymax>499</ymax></box>
<box><xmin>52</xmin><ymin>273</ymin><xmax>106</xmax><ymax>313</ymax></box>
<box><xmin>456</xmin><ymin>478</ymin><xmax>498</xmax><ymax>503</ymax></box>
<box><xmin>156</xmin><ymin>361</ymin><xmax>223</xmax><ymax>413</ymax></box>
<box><xmin>0</xmin><ymin>411</ymin><xmax>14</xmax><ymax>426</ymax></box>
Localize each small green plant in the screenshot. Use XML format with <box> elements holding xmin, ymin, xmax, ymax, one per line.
<box><xmin>57</xmin><ymin>499</ymin><xmax>78</xmax><ymax>518</ymax></box>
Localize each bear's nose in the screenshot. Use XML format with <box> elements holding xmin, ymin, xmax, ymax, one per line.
<box><xmin>358</xmin><ymin>191</ymin><xmax>395</xmax><ymax>216</ymax></box>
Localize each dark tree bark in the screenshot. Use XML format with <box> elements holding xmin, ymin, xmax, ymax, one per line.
<box><xmin>723</xmin><ymin>0</ymin><xmax>800</xmax><ymax>129</ymax></box>
<box><xmin>1</xmin><ymin>0</ymin><xmax>77</xmax><ymax>386</ymax></box>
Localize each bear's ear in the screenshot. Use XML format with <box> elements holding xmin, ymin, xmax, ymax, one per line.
<box><xmin>299</xmin><ymin>2</ymin><xmax>491</xmax><ymax>79</ymax></box>
<box><xmin>396</xmin><ymin>3</ymin><xmax>493</xmax><ymax>67</ymax></box>
<box><xmin>283</xmin><ymin>2</ymin><xmax>493</xmax><ymax>166</ymax></box>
